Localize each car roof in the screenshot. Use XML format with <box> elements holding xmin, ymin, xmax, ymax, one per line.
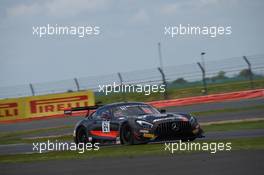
<box><xmin>97</xmin><ymin>102</ymin><xmax>148</xmax><ymax>110</ymax></box>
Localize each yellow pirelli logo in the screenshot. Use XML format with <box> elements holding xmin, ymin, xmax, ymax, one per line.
<box><xmin>30</xmin><ymin>95</ymin><xmax>89</xmax><ymax>114</ymax></box>
<box><xmin>0</xmin><ymin>102</ymin><xmax>19</xmax><ymax>117</ymax></box>
<box><xmin>0</xmin><ymin>90</ymin><xmax>94</xmax><ymax>121</ymax></box>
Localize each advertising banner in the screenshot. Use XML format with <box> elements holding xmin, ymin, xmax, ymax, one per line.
<box><xmin>0</xmin><ymin>90</ymin><xmax>94</xmax><ymax>122</ymax></box>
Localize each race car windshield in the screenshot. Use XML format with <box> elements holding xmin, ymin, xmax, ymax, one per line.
<box><xmin>113</xmin><ymin>105</ymin><xmax>159</xmax><ymax>117</ymax></box>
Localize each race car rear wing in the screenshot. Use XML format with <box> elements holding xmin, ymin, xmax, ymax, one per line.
<box><xmin>64</xmin><ymin>104</ymin><xmax>102</xmax><ymax>117</ymax></box>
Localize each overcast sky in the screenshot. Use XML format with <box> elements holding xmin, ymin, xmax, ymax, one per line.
<box><xmin>0</xmin><ymin>0</ymin><xmax>264</xmax><ymax>87</ymax></box>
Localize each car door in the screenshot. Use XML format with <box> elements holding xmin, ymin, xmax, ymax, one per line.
<box><xmin>89</xmin><ymin>107</ymin><xmax>119</xmax><ymax>141</ymax></box>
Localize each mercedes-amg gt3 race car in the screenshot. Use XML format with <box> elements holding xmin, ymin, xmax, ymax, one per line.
<box><xmin>65</xmin><ymin>102</ymin><xmax>204</xmax><ymax>145</ymax></box>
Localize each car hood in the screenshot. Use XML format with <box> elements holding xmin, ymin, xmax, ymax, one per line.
<box><xmin>125</xmin><ymin>113</ymin><xmax>190</xmax><ymax>123</ymax></box>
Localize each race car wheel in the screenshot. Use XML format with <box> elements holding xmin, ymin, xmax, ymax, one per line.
<box><xmin>120</xmin><ymin>123</ymin><xmax>134</xmax><ymax>145</ymax></box>
<box><xmin>76</xmin><ymin>127</ymin><xmax>88</xmax><ymax>145</ymax></box>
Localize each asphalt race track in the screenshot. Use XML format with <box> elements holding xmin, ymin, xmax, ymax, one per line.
<box><xmin>0</xmin><ymin>129</ymin><xmax>264</xmax><ymax>155</ymax></box>
<box><xmin>0</xmin><ymin>98</ymin><xmax>263</xmax><ymax>133</ymax></box>
<box><xmin>0</xmin><ymin>98</ymin><xmax>263</xmax><ymax>155</ymax></box>
<box><xmin>0</xmin><ymin>97</ymin><xmax>264</xmax><ymax>175</ymax></box>
<box><xmin>1</xmin><ymin>150</ymin><xmax>263</xmax><ymax>175</ymax></box>
<box><xmin>0</xmin><ymin>98</ymin><xmax>264</xmax><ymax>155</ymax></box>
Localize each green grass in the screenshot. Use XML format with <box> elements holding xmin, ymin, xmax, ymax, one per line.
<box><xmin>0</xmin><ymin>126</ymin><xmax>73</xmax><ymax>145</ymax></box>
<box><xmin>22</xmin><ymin>135</ymin><xmax>73</xmax><ymax>143</ymax></box>
<box><xmin>96</xmin><ymin>79</ymin><xmax>264</xmax><ymax>104</ymax></box>
<box><xmin>202</xmin><ymin>120</ymin><xmax>264</xmax><ymax>132</ymax></box>
<box><xmin>0</xmin><ymin>137</ymin><xmax>264</xmax><ymax>163</ymax></box>
<box><xmin>192</xmin><ymin>105</ymin><xmax>264</xmax><ymax>116</ymax></box>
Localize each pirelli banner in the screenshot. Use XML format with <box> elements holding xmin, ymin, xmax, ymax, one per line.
<box><xmin>0</xmin><ymin>90</ymin><xmax>94</xmax><ymax>122</ymax></box>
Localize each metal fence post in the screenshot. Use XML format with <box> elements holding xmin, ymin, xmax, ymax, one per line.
<box><xmin>158</xmin><ymin>42</ymin><xmax>164</xmax><ymax>70</ymax></box>
<box><xmin>243</xmin><ymin>56</ymin><xmax>254</xmax><ymax>89</ymax></box>
<box><xmin>197</xmin><ymin>62</ymin><xmax>208</xmax><ymax>95</ymax></box>
<box><xmin>29</xmin><ymin>83</ymin><xmax>35</xmax><ymax>96</ymax></box>
<box><xmin>117</xmin><ymin>72</ymin><xmax>126</xmax><ymax>102</ymax></box>
<box><xmin>158</xmin><ymin>67</ymin><xmax>168</xmax><ymax>100</ymax></box>
<box><xmin>74</xmin><ymin>78</ymin><xmax>80</xmax><ymax>91</ymax></box>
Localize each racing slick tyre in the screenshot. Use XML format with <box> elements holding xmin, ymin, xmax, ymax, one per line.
<box><xmin>120</xmin><ymin>123</ymin><xmax>135</xmax><ymax>145</ymax></box>
<box><xmin>76</xmin><ymin>127</ymin><xmax>89</xmax><ymax>146</ymax></box>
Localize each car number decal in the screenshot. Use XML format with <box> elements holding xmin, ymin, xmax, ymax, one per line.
<box><xmin>102</xmin><ymin>121</ymin><xmax>110</xmax><ymax>133</ymax></box>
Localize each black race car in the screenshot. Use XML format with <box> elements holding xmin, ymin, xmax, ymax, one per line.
<box><xmin>65</xmin><ymin>102</ymin><xmax>204</xmax><ymax>145</ymax></box>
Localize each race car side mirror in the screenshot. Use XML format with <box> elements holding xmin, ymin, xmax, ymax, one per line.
<box><xmin>159</xmin><ymin>109</ymin><xmax>166</xmax><ymax>113</ymax></box>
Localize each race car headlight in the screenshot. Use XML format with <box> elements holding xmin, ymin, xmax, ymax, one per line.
<box><xmin>136</xmin><ymin>120</ymin><xmax>153</xmax><ymax>129</ymax></box>
<box><xmin>190</xmin><ymin>116</ymin><xmax>198</xmax><ymax>125</ymax></box>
